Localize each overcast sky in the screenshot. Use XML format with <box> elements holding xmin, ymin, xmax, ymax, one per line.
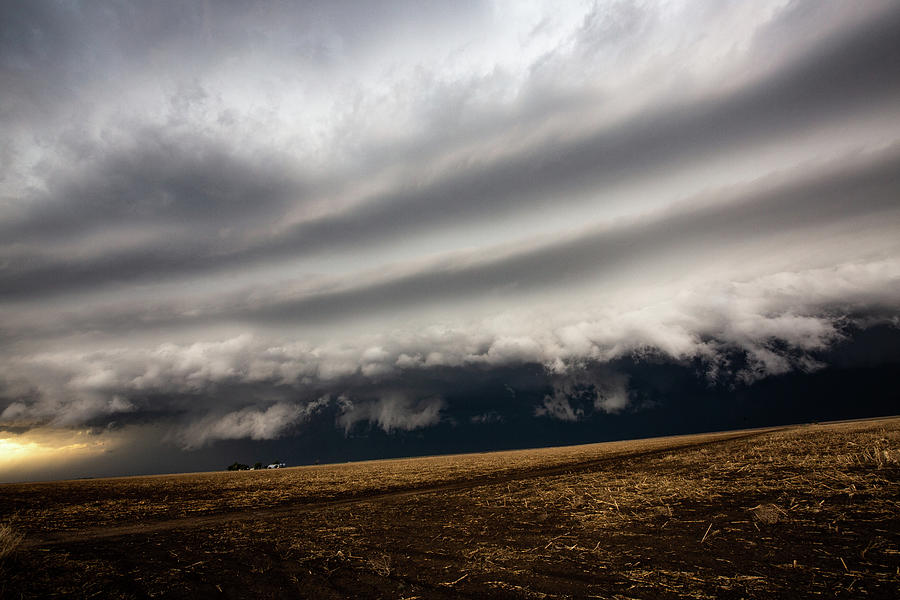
<box><xmin>2</xmin><ymin>0</ymin><xmax>900</xmax><ymax>481</ymax></box>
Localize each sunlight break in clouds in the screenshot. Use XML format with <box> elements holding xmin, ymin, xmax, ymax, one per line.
<box><xmin>0</xmin><ymin>428</ymin><xmax>116</xmax><ymax>477</ymax></box>
<box><xmin>1</xmin><ymin>1</ymin><xmax>900</xmax><ymax>479</ymax></box>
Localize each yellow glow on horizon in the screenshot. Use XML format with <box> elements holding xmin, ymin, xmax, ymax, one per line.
<box><xmin>0</xmin><ymin>438</ymin><xmax>45</xmax><ymax>461</ymax></box>
<box><xmin>0</xmin><ymin>430</ymin><xmax>107</xmax><ymax>471</ymax></box>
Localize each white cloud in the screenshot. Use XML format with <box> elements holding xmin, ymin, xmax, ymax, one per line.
<box><xmin>593</xmin><ymin>373</ymin><xmax>630</xmax><ymax>414</ymax></box>
<box><xmin>1</xmin><ymin>258</ymin><xmax>898</xmax><ymax>434</ymax></box>
<box><xmin>536</xmin><ymin>369</ymin><xmax>630</xmax><ymax>421</ymax></box>
<box><xmin>174</xmin><ymin>397</ymin><xmax>331</xmax><ymax>449</ymax></box>
<box><xmin>336</xmin><ymin>393</ymin><xmax>445</xmax><ymax>434</ymax></box>
<box><xmin>535</xmin><ymin>394</ymin><xmax>583</xmax><ymax>422</ymax></box>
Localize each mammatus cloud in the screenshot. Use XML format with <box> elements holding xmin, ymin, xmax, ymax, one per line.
<box><xmin>2</xmin><ymin>1</ymin><xmax>900</xmax><ymax>460</ymax></box>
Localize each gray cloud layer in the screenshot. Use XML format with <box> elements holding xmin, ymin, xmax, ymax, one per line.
<box><xmin>2</xmin><ymin>1</ymin><xmax>900</xmax><ymax>454</ymax></box>
<box><xmin>3</xmin><ymin>145</ymin><xmax>897</xmax><ymax>341</ymax></box>
<box><xmin>3</xmin><ymin>1</ymin><xmax>900</xmax><ymax>299</ymax></box>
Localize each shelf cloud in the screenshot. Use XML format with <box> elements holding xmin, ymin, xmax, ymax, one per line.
<box><xmin>2</xmin><ymin>1</ymin><xmax>899</xmax><ymax>477</ymax></box>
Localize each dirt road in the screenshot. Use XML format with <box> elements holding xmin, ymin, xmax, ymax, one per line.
<box><xmin>23</xmin><ymin>428</ymin><xmax>782</xmax><ymax>548</ymax></box>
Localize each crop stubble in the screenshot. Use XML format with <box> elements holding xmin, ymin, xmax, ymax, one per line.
<box><xmin>1</xmin><ymin>418</ymin><xmax>898</xmax><ymax>598</ymax></box>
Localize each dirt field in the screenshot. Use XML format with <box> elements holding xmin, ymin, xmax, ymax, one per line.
<box><xmin>1</xmin><ymin>418</ymin><xmax>898</xmax><ymax>599</ymax></box>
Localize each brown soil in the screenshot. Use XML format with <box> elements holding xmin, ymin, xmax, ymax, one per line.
<box><xmin>1</xmin><ymin>419</ymin><xmax>899</xmax><ymax>599</ymax></box>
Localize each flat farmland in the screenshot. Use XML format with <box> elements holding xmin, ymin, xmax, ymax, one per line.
<box><xmin>1</xmin><ymin>419</ymin><xmax>899</xmax><ymax>599</ymax></box>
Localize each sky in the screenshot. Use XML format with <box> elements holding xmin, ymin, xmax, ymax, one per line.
<box><xmin>1</xmin><ymin>0</ymin><xmax>899</xmax><ymax>482</ymax></box>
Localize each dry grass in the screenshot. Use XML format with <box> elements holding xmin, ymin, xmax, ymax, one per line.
<box><xmin>236</xmin><ymin>418</ymin><xmax>898</xmax><ymax>597</ymax></box>
<box><xmin>0</xmin><ymin>522</ymin><xmax>23</xmax><ymax>562</ymax></box>
<box><xmin>0</xmin><ymin>428</ymin><xmax>760</xmax><ymax>535</ymax></box>
<box><xmin>401</xmin><ymin>418</ymin><xmax>900</xmax><ymax>596</ymax></box>
<box><xmin>2</xmin><ymin>418</ymin><xmax>898</xmax><ymax>599</ymax></box>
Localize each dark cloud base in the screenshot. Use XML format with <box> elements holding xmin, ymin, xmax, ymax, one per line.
<box><xmin>271</xmin><ymin>325</ymin><xmax>900</xmax><ymax>463</ymax></box>
<box><xmin>20</xmin><ymin>324</ymin><xmax>896</xmax><ymax>483</ymax></box>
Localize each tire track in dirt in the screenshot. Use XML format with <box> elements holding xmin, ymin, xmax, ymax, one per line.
<box><xmin>23</xmin><ymin>426</ymin><xmax>789</xmax><ymax>548</ymax></box>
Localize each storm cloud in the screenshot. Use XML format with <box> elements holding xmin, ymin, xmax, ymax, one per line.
<box><xmin>2</xmin><ymin>1</ymin><xmax>900</xmax><ymax>479</ymax></box>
